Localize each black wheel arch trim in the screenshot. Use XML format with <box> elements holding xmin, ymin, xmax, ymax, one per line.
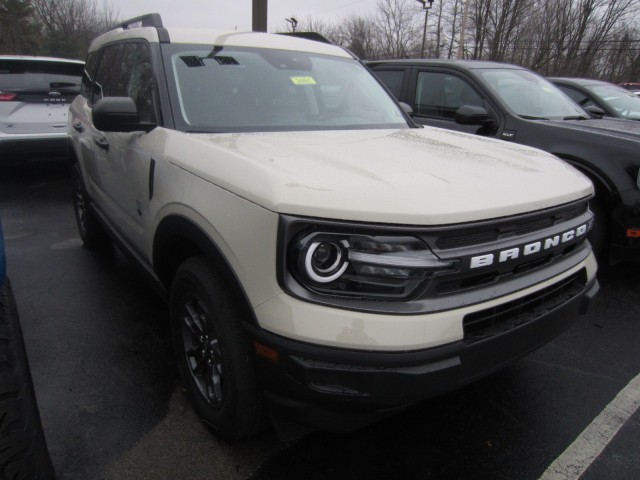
<box><xmin>153</xmin><ymin>215</ymin><xmax>258</xmax><ymax>326</ymax></box>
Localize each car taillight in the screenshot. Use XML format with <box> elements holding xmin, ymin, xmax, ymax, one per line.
<box><xmin>0</xmin><ymin>92</ymin><xmax>17</xmax><ymax>101</ymax></box>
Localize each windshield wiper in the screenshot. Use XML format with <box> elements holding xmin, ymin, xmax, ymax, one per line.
<box><xmin>519</xmin><ymin>115</ymin><xmax>550</xmax><ymax>120</ymax></box>
<box><xmin>563</xmin><ymin>115</ymin><xmax>590</xmax><ymax>120</ymax></box>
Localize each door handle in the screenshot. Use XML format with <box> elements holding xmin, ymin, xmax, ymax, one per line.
<box><xmin>73</xmin><ymin>122</ymin><xmax>84</xmax><ymax>133</ymax></box>
<box><xmin>93</xmin><ymin>135</ymin><xmax>109</xmax><ymax>151</ymax></box>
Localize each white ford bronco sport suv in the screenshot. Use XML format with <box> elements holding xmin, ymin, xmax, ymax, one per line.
<box><xmin>69</xmin><ymin>14</ymin><xmax>599</xmax><ymax>440</ymax></box>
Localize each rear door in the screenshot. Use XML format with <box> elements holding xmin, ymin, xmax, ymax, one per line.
<box><xmin>0</xmin><ymin>58</ymin><xmax>83</xmax><ymax>136</ymax></box>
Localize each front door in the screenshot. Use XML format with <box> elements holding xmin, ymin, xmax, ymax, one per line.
<box><xmin>89</xmin><ymin>41</ymin><xmax>158</xmax><ymax>254</ymax></box>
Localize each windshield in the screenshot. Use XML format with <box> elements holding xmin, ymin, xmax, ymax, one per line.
<box><xmin>164</xmin><ymin>45</ymin><xmax>408</xmax><ymax>132</ymax></box>
<box><xmin>588</xmin><ymin>84</ymin><xmax>640</xmax><ymax>120</ymax></box>
<box><xmin>0</xmin><ymin>59</ymin><xmax>82</xmax><ymax>93</ymax></box>
<box><xmin>479</xmin><ymin>69</ymin><xmax>588</xmax><ymax>120</ymax></box>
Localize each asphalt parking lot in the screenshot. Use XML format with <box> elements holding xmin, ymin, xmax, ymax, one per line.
<box><xmin>1</xmin><ymin>163</ymin><xmax>639</xmax><ymax>480</ymax></box>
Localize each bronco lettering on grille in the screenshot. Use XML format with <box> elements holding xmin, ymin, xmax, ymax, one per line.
<box><xmin>470</xmin><ymin>224</ymin><xmax>588</xmax><ymax>269</ymax></box>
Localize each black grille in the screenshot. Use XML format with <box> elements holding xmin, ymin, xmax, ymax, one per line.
<box><xmin>436</xmin><ymin>230</ymin><xmax>499</xmax><ymax>250</ymax></box>
<box><xmin>462</xmin><ymin>269</ymin><xmax>586</xmax><ymax>344</ymax></box>
<box><xmin>436</xmin><ymin>202</ymin><xmax>588</xmax><ymax>250</ymax></box>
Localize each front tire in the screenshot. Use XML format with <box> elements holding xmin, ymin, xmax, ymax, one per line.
<box><xmin>170</xmin><ymin>257</ymin><xmax>263</xmax><ymax>440</ymax></box>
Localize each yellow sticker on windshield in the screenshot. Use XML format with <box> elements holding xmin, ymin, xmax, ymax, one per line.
<box><xmin>290</xmin><ymin>76</ymin><xmax>317</xmax><ymax>85</ymax></box>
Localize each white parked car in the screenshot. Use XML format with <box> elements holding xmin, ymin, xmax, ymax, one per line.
<box><xmin>69</xmin><ymin>14</ymin><xmax>599</xmax><ymax>440</ymax></box>
<box><xmin>0</xmin><ymin>55</ymin><xmax>84</xmax><ymax>165</ymax></box>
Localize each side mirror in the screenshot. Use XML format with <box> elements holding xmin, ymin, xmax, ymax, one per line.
<box><xmin>584</xmin><ymin>105</ymin><xmax>605</xmax><ymax>119</ymax></box>
<box><xmin>92</xmin><ymin>97</ymin><xmax>155</xmax><ymax>133</ymax></box>
<box><xmin>455</xmin><ymin>105</ymin><xmax>495</xmax><ymax>126</ymax></box>
<box><xmin>398</xmin><ymin>102</ymin><xmax>414</xmax><ymax>116</ymax></box>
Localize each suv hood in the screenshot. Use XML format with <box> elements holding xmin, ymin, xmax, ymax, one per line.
<box><xmin>166</xmin><ymin>128</ymin><xmax>592</xmax><ymax>225</ymax></box>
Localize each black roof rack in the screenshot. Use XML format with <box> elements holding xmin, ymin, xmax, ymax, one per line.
<box><xmin>278</xmin><ymin>32</ymin><xmax>332</xmax><ymax>44</ymax></box>
<box><xmin>277</xmin><ymin>32</ymin><xmax>358</xmax><ymax>59</ymax></box>
<box><xmin>107</xmin><ymin>13</ymin><xmax>170</xmax><ymax>43</ymax></box>
<box><xmin>113</xmin><ymin>13</ymin><xmax>163</xmax><ymax>31</ymax></box>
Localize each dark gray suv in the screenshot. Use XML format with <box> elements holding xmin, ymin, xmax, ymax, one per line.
<box><xmin>369</xmin><ymin>59</ymin><xmax>640</xmax><ymax>263</ymax></box>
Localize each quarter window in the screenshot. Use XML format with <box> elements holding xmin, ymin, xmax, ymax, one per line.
<box><xmin>92</xmin><ymin>44</ymin><xmax>124</xmax><ymax>103</ymax></box>
<box><xmin>373</xmin><ymin>70</ymin><xmax>404</xmax><ymax>99</ymax></box>
<box><xmin>81</xmin><ymin>52</ymin><xmax>98</xmax><ymax>99</ymax></box>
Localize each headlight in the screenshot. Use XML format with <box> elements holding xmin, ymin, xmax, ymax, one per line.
<box><xmin>289</xmin><ymin>231</ymin><xmax>455</xmax><ymax>300</ymax></box>
<box><xmin>302</xmin><ymin>239</ymin><xmax>350</xmax><ymax>283</ymax></box>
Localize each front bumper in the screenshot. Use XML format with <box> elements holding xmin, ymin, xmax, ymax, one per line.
<box><xmin>248</xmin><ymin>261</ymin><xmax>599</xmax><ymax>433</ymax></box>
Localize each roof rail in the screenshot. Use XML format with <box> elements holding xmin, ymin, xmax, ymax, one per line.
<box><xmin>114</xmin><ymin>13</ymin><xmax>163</xmax><ymax>31</ymax></box>
<box><xmin>278</xmin><ymin>32</ymin><xmax>332</xmax><ymax>44</ymax></box>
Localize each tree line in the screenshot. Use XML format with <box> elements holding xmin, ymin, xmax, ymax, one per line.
<box><xmin>0</xmin><ymin>0</ymin><xmax>117</xmax><ymax>59</ymax></box>
<box><xmin>2</xmin><ymin>0</ymin><xmax>639</xmax><ymax>82</ymax></box>
<box><xmin>293</xmin><ymin>0</ymin><xmax>640</xmax><ymax>83</ymax></box>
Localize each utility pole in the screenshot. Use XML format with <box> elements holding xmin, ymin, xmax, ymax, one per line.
<box><xmin>252</xmin><ymin>0</ymin><xmax>267</xmax><ymax>32</ymax></box>
<box><xmin>457</xmin><ymin>0</ymin><xmax>470</xmax><ymax>59</ymax></box>
<box><xmin>416</xmin><ymin>0</ymin><xmax>435</xmax><ymax>58</ymax></box>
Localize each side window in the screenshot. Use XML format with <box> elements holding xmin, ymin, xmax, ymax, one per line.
<box><xmin>415</xmin><ymin>71</ymin><xmax>483</xmax><ymax>120</ymax></box>
<box><xmin>373</xmin><ymin>70</ymin><xmax>404</xmax><ymax>99</ymax></box>
<box><xmin>92</xmin><ymin>44</ymin><xmax>124</xmax><ymax>103</ymax></box>
<box><xmin>556</xmin><ymin>85</ymin><xmax>594</xmax><ymax>108</ymax></box>
<box><xmin>81</xmin><ymin>52</ymin><xmax>98</xmax><ymax>99</ymax></box>
<box><xmin>119</xmin><ymin>43</ymin><xmax>156</xmax><ymax>123</ymax></box>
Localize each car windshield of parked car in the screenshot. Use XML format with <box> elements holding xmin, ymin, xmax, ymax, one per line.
<box><xmin>587</xmin><ymin>84</ymin><xmax>640</xmax><ymax>120</ymax></box>
<box><xmin>0</xmin><ymin>59</ymin><xmax>82</xmax><ymax>93</ymax></box>
<box><xmin>479</xmin><ymin>69</ymin><xmax>588</xmax><ymax>120</ymax></box>
<box><xmin>165</xmin><ymin>45</ymin><xmax>409</xmax><ymax>132</ymax></box>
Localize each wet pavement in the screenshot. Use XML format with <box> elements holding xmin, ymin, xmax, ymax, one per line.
<box><xmin>1</xmin><ymin>163</ymin><xmax>639</xmax><ymax>480</ymax></box>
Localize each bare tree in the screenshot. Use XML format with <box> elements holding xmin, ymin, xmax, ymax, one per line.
<box><xmin>447</xmin><ymin>0</ymin><xmax>640</xmax><ymax>80</ymax></box>
<box><xmin>32</xmin><ymin>0</ymin><xmax>118</xmax><ymax>58</ymax></box>
<box><xmin>375</xmin><ymin>0</ymin><xmax>422</xmax><ymax>58</ymax></box>
<box><xmin>0</xmin><ymin>0</ymin><xmax>40</xmax><ymax>54</ymax></box>
<box><xmin>335</xmin><ymin>15</ymin><xmax>382</xmax><ymax>60</ymax></box>
<box><xmin>445</xmin><ymin>0</ymin><xmax>462</xmax><ymax>59</ymax></box>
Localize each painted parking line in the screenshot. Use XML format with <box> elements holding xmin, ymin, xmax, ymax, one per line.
<box><xmin>539</xmin><ymin>372</ymin><xmax>640</xmax><ymax>480</ymax></box>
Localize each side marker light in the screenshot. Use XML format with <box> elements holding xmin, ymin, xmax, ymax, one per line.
<box><xmin>255</xmin><ymin>342</ymin><xmax>279</xmax><ymax>364</ymax></box>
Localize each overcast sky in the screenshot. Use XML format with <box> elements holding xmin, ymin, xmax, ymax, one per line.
<box><xmin>108</xmin><ymin>0</ymin><xmax>380</xmax><ymax>31</ymax></box>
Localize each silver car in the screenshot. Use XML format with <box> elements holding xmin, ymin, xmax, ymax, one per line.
<box><xmin>0</xmin><ymin>55</ymin><xmax>84</xmax><ymax>165</ymax></box>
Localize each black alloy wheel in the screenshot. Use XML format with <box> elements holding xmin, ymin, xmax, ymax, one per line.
<box><xmin>179</xmin><ymin>294</ymin><xmax>225</xmax><ymax>408</ymax></box>
<box><xmin>71</xmin><ymin>164</ymin><xmax>89</xmax><ymax>240</ymax></box>
<box><xmin>71</xmin><ymin>163</ymin><xmax>109</xmax><ymax>248</ymax></box>
<box><xmin>170</xmin><ymin>256</ymin><xmax>264</xmax><ymax>440</ymax></box>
